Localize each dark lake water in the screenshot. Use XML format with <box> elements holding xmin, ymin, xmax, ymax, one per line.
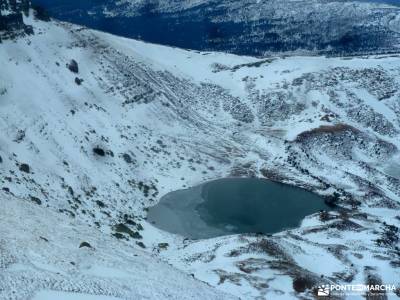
<box><xmin>147</xmin><ymin>178</ymin><xmax>330</xmax><ymax>239</ymax></box>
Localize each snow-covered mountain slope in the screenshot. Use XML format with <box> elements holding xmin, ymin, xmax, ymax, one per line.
<box><xmin>1</xmin><ymin>12</ymin><xmax>400</xmax><ymax>299</ymax></box>
<box><xmin>32</xmin><ymin>0</ymin><xmax>400</xmax><ymax>56</ymax></box>
<box><xmin>0</xmin><ymin>194</ymin><xmax>237</xmax><ymax>300</ymax></box>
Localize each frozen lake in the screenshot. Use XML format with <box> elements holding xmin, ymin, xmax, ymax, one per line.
<box><xmin>147</xmin><ymin>178</ymin><xmax>330</xmax><ymax>239</ymax></box>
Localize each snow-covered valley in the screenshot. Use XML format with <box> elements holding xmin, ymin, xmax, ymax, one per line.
<box><xmin>1</xmin><ymin>6</ymin><xmax>400</xmax><ymax>300</ymax></box>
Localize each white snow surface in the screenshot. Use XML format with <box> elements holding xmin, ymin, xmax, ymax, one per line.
<box><xmin>0</xmin><ymin>194</ymin><xmax>236</xmax><ymax>300</ymax></box>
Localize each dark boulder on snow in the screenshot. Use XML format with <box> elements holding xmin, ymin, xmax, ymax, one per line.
<box><xmin>79</xmin><ymin>241</ymin><xmax>93</xmax><ymax>249</ymax></box>
<box><xmin>122</xmin><ymin>153</ymin><xmax>133</xmax><ymax>163</ymax></box>
<box><xmin>96</xmin><ymin>200</ymin><xmax>106</xmax><ymax>208</ymax></box>
<box><xmin>75</xmin><ymin>77</ymin><xmax>83</xmax><ymax>85</ymax></box>
<box><xmin>30</xmin><ymin>196</ymin><xmax>42</xmax><ymax>205</ymax></box>
<box><xmin>19</xmin><ymin>163</ymin><xmax>30</xmax><ymax>173</ymax></box>
<box><xmin>136</xmin><ymin>241</ymin><xmax>146</xmax><ymax>248</ymax></box>
<box><xmin>93</xmin><ymin>147</ymin><xmax>105</xmax><ymax>156</ymax></box>
<box><xmin>67</xmin><ymin>59</ymin><xmax>79</xmax><ymax>73</ymax></box>
<box><xmin>292</xmin><ymin>277</ymin><xmax>314</xmax><ymax>293</ymax></box>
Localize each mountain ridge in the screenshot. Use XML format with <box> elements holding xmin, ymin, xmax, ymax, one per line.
<box><xmin>32</xmin><ymin>0</ymin><xmax>400</xmax><ymax>56</ymax></box>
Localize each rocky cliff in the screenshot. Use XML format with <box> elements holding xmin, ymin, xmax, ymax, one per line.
<box><xmin>0</xmin><ymin>0</ymin><xmax>32</xmax><ymax>40</ymax></box>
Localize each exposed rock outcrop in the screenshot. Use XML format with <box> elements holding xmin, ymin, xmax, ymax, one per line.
<box><xmin>0</xmin><ymin>0</ymin><xmax>33</xmax><ymax>41</ymax></box>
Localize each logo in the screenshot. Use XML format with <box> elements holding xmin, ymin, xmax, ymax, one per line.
<box><xmin>316</xmin><ymin>283</ymin><xmax>398</xmax><ymax>297</ymax></box>
<box><xmin>317</xmin><ymin>285</ymin><xmax>330</xmax><ymax>297</ymax></box>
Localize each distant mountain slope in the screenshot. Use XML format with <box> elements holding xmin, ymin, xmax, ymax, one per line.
<box><xmin>1</xmin><ymin>6</ymin><xmax>400</xmax><ymax>300</ymax></box>
<box><xmin>32</xmin><ymin>0</ymin><xmax>400</xmax><ymax>56</ymax></box>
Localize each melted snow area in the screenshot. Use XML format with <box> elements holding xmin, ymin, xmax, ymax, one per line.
<box><xmin>1</xmin><ymin>15</ymin><xmax>400</xmax><ymax>299</ymax></box>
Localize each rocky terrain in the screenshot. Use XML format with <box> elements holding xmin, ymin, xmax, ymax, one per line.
<box><xmin>0</xmin><ymin>0</ymin><xmax>32</xmax><ymax>40</ymax></box>
<box><xmin>32</xmin><ymin>0</ymin><xmax>400</xmax><ymax>56</ymax></box>
<box><xmin>1</xmin><ymin>2</ymin><xmax>400</xmax><ymax>299</ymax></box>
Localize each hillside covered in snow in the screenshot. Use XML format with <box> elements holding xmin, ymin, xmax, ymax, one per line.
<box><xmin>1</xmin><ymin>2</ymin><xmax>400</xmax><ymax>300</ymax></box>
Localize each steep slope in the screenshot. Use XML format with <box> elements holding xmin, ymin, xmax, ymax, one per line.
<box><xmin>0</xmin><ymin>194</ymin><xmax>237</xmax><ymax>300</ymax></box>
<box><xmin>1</xmin><ymin>11</ymin><xmax>400</xmax><ymax>299</ymax></box>
<box><xmin>32</xmin><ymin>0</ymin><xmax>400</xmax><ymax>56</ymax></box>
